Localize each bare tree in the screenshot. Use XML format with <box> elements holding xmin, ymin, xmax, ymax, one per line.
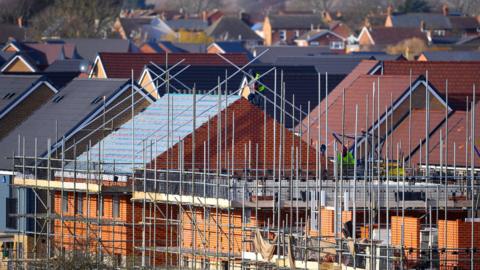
<box><xmin>29</xmin><ymin>0</ymin><xmax>121</xmax><ymax>39</ymax></box>
<box><xmin>160</xmin><ymin>0</ymin><xmax>222</xmax><ymax>14</ymax></box>
<box><xmin>0</xmin><ymin>0</ymin><xmax>52</xmax><ymax>24</ymax></box>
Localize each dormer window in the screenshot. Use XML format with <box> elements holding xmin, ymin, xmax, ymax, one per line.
<box><xmin>330</xmin><ymin>41</ymin><xmax>344</xmax><ymax>49</ymax></box>
<box><xmin>433</xmin><ymin>30</ymin><xmax>446</xmax><ymax>36</ymax></box>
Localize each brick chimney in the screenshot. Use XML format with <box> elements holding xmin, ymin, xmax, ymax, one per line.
<box><xmin>442</xmin><ymin>4</ymin><xmax>449</xmax><ymax>16</ymax></box>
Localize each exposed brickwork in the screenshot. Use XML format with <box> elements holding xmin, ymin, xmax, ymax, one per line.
<box><xmin>391</xmin><ymin>216</ymin><xmax>421</xmax><ymax>263</ymax></box>
<box><xmin>438</xmin><ymin>219</ymin><xmax>480</xmax><ymax>270</ymax></box>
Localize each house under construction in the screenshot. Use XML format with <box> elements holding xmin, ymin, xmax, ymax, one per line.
<box><xmin>4</xmin><ymin>55</ymin><xmax>480</xmax><ymax>270</ymax></box>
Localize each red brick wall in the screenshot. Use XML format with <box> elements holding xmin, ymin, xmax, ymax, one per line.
<box><xmin>53</xmin><ymin>191</ymin><xmax>178</xmax><ymax>267</ymax></box>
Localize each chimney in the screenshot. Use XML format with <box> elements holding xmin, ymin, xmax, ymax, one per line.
<box><xmin>387</xmin><ymin>5</ymin><xmax>393</xmax><ymax>16</ymax></box>
<box><xmin>442</xmin><ymin>4</ymin><xmax>449</xmax><ymax>16</ymax></box>
<box><xmin>17</xmin><ymin>16</ymin><xmax>23</xmax><ymax>28</ymax></box>
<box><xmin>202</xmin><ymin>10</ymin><xmax>207</xmax><ymax>22</ymax></box>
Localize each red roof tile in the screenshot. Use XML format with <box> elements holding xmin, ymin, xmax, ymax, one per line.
<box><xmin>299</xmin><ymin>72</ymin><xmax>414</xmax><ymax>153</ymax></box>
<box><xmin>151</xmin><ymin>98</ymin><xmax>325</xmax><ymax>173</ymax></box>
<box><xmin>409</xmin><ymin>101</ymin><xmax>480</xmax><ymax>168</ymax></box>
<box><xmin>382</xmin><ymin>109</ymin><xmax>446</xmax><ymax>161</ymax></box>
<box><xmin>97</xmin><ymin>52</ymin><xmax>250</xmax><ymax>79</ymax></box>
<box><xmin>297</xmin><ymin>60</ymin><xmax>378</xmax><ymax>142</ymax></box>
<box><xmin>381</xmin><ymin>61</ymin><xmax>480</xmax><ymax>109</ymax></box>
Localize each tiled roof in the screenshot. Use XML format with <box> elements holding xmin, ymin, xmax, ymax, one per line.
<box><xmin>268</xmin><ymin>15</ymin><xmax>326</xmax><ymax>29</ymax></box>
<box><xmin>420</xmin><ymin>51</ymin><xmax>480</xmax><ymax>61</ymax></box>
<box><xmin>97</xmin><ymin>52</ymin><xmax>250</xmax><ymax>79</ymax></box>
<box><xmin>381</xmin><ymin>61</ymin><xmax>480</xmax><ymax>109</ymax></box>
<box><xmin>63</xmin><ymin>38</ymin><xmax>133</xmax><ymax>63</ymax></box>
<box><xmin>300</xmin><ymin>73</ymin><xmax>413</xmax><ymax>150</ymax></box>
<box><xmin>409</xmin><ymin>101</ymin><xmax>480</xmax><ymax>167</ymax></box>
<box><xmin>448</xmin><ymin>16</ymin><xmax>479</xmax><ymax>30</ymax></box>
<box><xmin>205</xmin><ymin>16</ymin><xmax>261</xmax><ymax>41</ymax></box>
<box><xmin>298</xmin><ymin>60</ymin><xmax>379</xmax><ymax>140</ymax></box>
<box><xmin>247</xmin><ymin>65</ymin><xmax>344</xmax><ymax>128</ymax></box>
<box><xmin>389</xmin><ymin>13</ymin><xmax>452</xmax><ymax>29</ymax></box>
<box><xmin>0</xmin><ymin>75</ymin><xmax>44</xmax><ymax>113</ymax></box>
<box><xmin>24</xmin><ymin>43</ymin><xmax>78</xmax><ymax>65</ymax></box>
<box><xmin>0</xmin><ymin>78</ymin><xmax>132</xmax><ymax>170</ymax></box>
<box><xmin>251</xmin><ymin>46</ymin><xmax>331</xmax><ymax>64</ymax></box>
<box><xmin>152</xmin><ymin>98</ymin><xmax>321</xmax><ymax>172</ymax></box>
<box><xmin>71</xmin><ymin>93</ymin><xmax>240</xmax><ymax>173</ymax></box>
<box><xmin>381</xmin><ymin>109</ymin><xmax>446</xmax><ymax>160</ymax></box>
<box><xmin>44</xmin><ymin>59</ymin><xmax>88</xmax><ymax>73</ymax></box>
<box><xmin>146</xmin><ymin>64</ymin><xmax>245</xmax><ymax>93</ymax></box>
<box><xmin>368</xmin><ymin>27</ymin><xmax>428</xmax><ymax>45</ymax></box>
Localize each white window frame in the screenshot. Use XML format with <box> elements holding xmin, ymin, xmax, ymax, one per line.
<box><xmin>330</xmin><ymin>41</ymin><xmax>344</xmax><ymax>49</ymax></box>
<box><xmin>279</xmin><ymin>30</ymin><xmax>287</xmax><ymax>41</ymax></box>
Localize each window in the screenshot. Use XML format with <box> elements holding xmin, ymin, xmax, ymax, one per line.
<box><xmin>62</xmin><ymin>193</ymin><xmax>68</xmax><ymax>212</ymax></box>
<box><xmin>279</xmin><ymin>30</ymin><xmax>287</xmax><ymax>41</ymax></box>
<box><xmin>97</xmin><ymin>196</ymin><xmax>104</xmax><ymax>217</ymax></box>
<box><xmin>330</xmin><ymin>41</ymin><xmax>345</xmax><ymax>49</ymax></box>
<box><xmin>433</xmin><ymin>30</ymin><xmax>446</xmax><ymax>36</ymax></box>
<box><xmin>294</xmin><ymin>30</ymin><xmax>300</xmax><ymax>38</ymax></box>
<box><xmin>75</xmin><ymin>193</ymin><xmax>83</xmax><ymax>214</ymax></box>
<box><xmin>310</xmin><ymin>41</ymin><xmax>319</xmax><ymax>46</ymax></box>
<box><xmin>112</xmin><ymin>195</ymin><xmax>120</xmax><ymax>218</ymax></box>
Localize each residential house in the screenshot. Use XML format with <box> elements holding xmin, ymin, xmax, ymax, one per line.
<box><xmin>1</xmin><ymin>41</ymin><xmax>79</xmax><ymax>73</ymax></box>
<box><xmin>0</xmin><ymin>75</ymin><xmax>58</xmax><ymax>140</ymax></box>
<box><xmin>385</xmin><ymin>5</ymin><xmax>479</xmax><ymax>42</ymax></box>
<box><xmin>204</xmin><ymin>16</ymin><xmax>262</xmax><ymax>47</ymax></box>
<box><xmin>137</xmin><ymin>97</ymin><xmax>322</xmax><ymax>268</ymax></box>
<box><xmin>0</xmin><ymin>78</ymin><xmax>153</xmax><ymax>265</ymax></box>
<box><xmin>113</xmin><ymin>17</ymin><xmax>174</xmax><ymax>42</ymax></box>
<box><xmin>294</xmin><ymin>29</ymin><xmax>346</xmax><ymax>51</ymax></box>
<box><xmin>357</xmin><ymin>26</ymin><xmax>428</xmax><ymax>51</ymax></box>
<box><xmin>47</xmin><ymin>93</ymin><xmax>238</xmax><ymax>267</ymax></box>
<box><xmin>263</xmin><ymin>14</ymin><xmax>327</xmax><ymax>45</ymax></box>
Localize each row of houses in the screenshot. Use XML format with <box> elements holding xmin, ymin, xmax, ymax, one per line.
<box><xmin>0</xmin><ymin>39</ymin><xmax>478</xmax><ymax>269</ymax></box>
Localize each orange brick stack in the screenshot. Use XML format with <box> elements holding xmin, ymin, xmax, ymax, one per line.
<box><xmin>438</xmin><ymin>219</ymin><xmax>480</xmax><ymax>270</ymax></box>
<box><xmin>391</xmin><ymin>216</ymin><xmax>421</xmax><ymax>264</ymax></box>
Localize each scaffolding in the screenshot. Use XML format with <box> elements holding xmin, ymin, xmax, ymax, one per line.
<box><xmin>5</xmin><ymin>54</ymin><xmax>480</xmax><ymax>270</ymax></box>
